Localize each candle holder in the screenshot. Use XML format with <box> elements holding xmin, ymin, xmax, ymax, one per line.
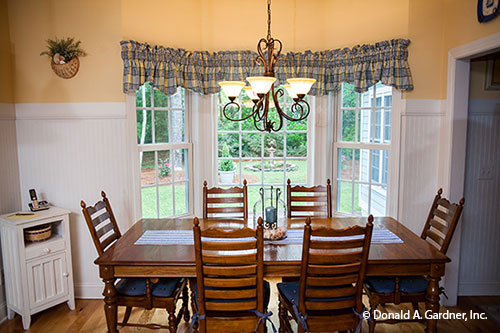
<box><xmin>253</xmin><ymin>186</ymin><xmax>287</xmax><ymax>240</ymax></box>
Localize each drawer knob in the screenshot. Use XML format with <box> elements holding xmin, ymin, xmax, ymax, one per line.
<box><xmin>43</xmin><ymin>248</ymin><xmax>51</xmax><ymax>254</ymax></box>
<box><xmin>63</xmin><ymin>272</ymin><xmax>69</xmax><ymax>277</ymax></box>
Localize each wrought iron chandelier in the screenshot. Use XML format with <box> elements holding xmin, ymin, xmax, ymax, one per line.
<box><xmin>218</xmin><ymin>0</ymin><xmax>316</xmax><ymax>133</ymax></box>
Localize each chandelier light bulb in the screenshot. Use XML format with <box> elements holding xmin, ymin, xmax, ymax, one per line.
<box><xmin>246</xmin><ymin>76</ymin><xmax>277</xmax><ymax>95</ymax></box>
<box><xmin>283</xmin><ymin>84</ymin><xmax>298</xmax><ymax>100</ymax></box>
<box><xmin>243</xmin><ymin>86</ymin><xmax>259</xmax><ymax>101</ymax></box>
<box><xmin>286</xmin><ymin>78</ymin><xmax>316</xmax><ymax>96</ymax></box>
<box><xmin>218</xmin><ymin>81</ymin><xmax>246</xmax><ymax>99</ymax></box>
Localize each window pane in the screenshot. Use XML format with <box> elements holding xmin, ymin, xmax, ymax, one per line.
<box><xmin>218</xmin><ymin>105</ymin><xmax>239</xmax><ymax>131</ymax></box>
<box><xmin>384</xmin><ymin>95</ymin><xmax>392</xmax><ymax>107</ymax></box>
<box><xmin>174</xmin><ymin>182</ymin><xmax>188</xmax><ymax>215</ymax></box>
<box><xmin>264</xmin><ymin>133</ymin><xmax>283</xmax><ymax>157</ymax></box>
<box><xmin>141</xmin><ymin>187</ymin><xmax>157</xmax><ymax>218</ymax></box>
<box><xmin>218</xmin><ymin>159</ymin><xmax>237</xmax><ymax>184</ymax></box>
<box><xmin>286</xmin><ymin>133</ymin><xmax>307</xmax><ymax>157</ymax></box>
<box><xmin>218</xmin><ymin>133</ymin><xmax>239</xmax><ymax>157</ymax></box>
<box><xmin>158</xmin><ymin>185</ymin><xmax>173</xmax><ymax>217</ymax></box>
<box><xmin>383</xmin><ymin>109</ymin><xmax>391</xmax><ymax>143</ymax></box>
<box><xmin>173</xmin><ymin>149</ymin><xmax>188</xmax><ymax>181</ymax></box>
<box><xmin>154</xmin><ymin>110</ymin><xmax>169</xmax><ymax>143</ymax></box>
<box><xmin>263</xmin><ymin>159</ymin><xmax>285</xmax><ymax>185</ymax></box>
<box><xmin>137</xmin><ymin>110</ymin><xmax>152</xmax><ymax>144</ymax></box>
<box><xmin>358</xmin><ymin>184</ymin><xmax>370</xmax><ymax>215</ymax></box>
<box><xmin>141</xmin><ymin>151</ymin><xmax>156</xmax><ymax>187</ymax></box>
<box><xmin>171</xmin><ymin>87</ymin><xmax>184</xmax><ymax>108</ymax></box>
<box><xmin>359</xmin><ymin>149</ymin><xmax>370</xmax><ymax>182</ymax></box>
<box><xmin>342</xmin><ymin>83</ymin><xmax>356</xmax><ymax>108</ymax></box>
<box><xmin>287</xmin><ymin>118</ymin><xmax>308</xmax><ymax>131</ymax></box>
<box><xmin>158</xmin><ymin>150</ymin><xmax>171</xmax><ymax>184</ymax></box>
<box><xmin>370</xmin><ymin>185</ymin><xmax>387</xmax><ymax>216</ymax></box>
<box><xmin>382</xmin><ymin>150</ymin><xmax>388</xmax><ymax>185</ymax></box>
<box><xmin>171</xmin><ymin>110</ymin><xmax>185</xmax><ymax>142</ymax></box>
<box><xmin>242</xmin><ymin>160</ymin><xmax>262</xmax><ymax>185</ymax></box>
<box><xmin>340</xmin><ymin>110</ymin><xmax>356</xmax><ymax>142</ymax></box>
<box><xmin>337</xmin><ymin>181</ymin><xmax>353</xmax><ymax>214</ymax></box>
<box><xmin>374</xmin><ymin>109</ymin><xmax>381</xmax><ymax>143</ymax></box>
<box><xmin>371</xmin><ymin>150</ymin><xmax>380</xmax><ymax>183</ymax></box>
<box><xmin>154</xmin><ymin>88</ymin><xmax>168</xmax><ymax>107</ymax></box>
<box><xmin>242</xmin><ymin>133</ymin><xmax>262</xmax><ymax>158</ymax></box>
<box><xmin>286</xmin><ymin>159</ymin><xmax>306</xmax><ymax>184</ymax></box>
<box><xmin>337</xmin><ymin>148</ymin><xmax>354</xmax><ymax>180</ymax></box>
<box><xmin>136</xmin><ymin>82</ymin><xmax>152</xmax><ymax>107</ymax></box>
<box><xmin>360</xmin><ymin>109</ymin><xmax>371</xmax><ymax>143</ymax></box>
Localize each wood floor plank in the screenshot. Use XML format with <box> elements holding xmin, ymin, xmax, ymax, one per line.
<box><xmin>0</xmin><ymin>281</ymin><xmax>498</xmax><ymax>332</ymax></box>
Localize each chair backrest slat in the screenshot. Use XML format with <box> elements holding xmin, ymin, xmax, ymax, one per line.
<box><xmin>81</xmin><ymin>191</ymin><xmax>122</xmax><ymax>256</ymax></box>
<box><xmin>420</xmin><ymin>189</ymin><xmax>465</xmax><ymax>254</ymax></box>
<box><xmin>194</xmin><ymin>217</ymin><xmax>264</xmax><ymax>315</ymax></box>
<box><xmin>298</xmin><ymin>216</ymin><xmax>373</xmax><ymax>317</ymax></box>
<box><xmin>287</xmin><ymin>179</ymin><xmax>332</xmax><ymax>218</ymax></box>
<box><xmin>203</xmin><ymin>180</ymin><xmax>248</xmax><ymax>219</ymax></box>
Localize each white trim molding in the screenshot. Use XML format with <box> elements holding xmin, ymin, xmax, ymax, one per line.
<box><xmin>440</xmin><ymin>31</ymin><xmax>500</xmax><ymax>306</ymax></box>
<box><xmin>15</xmin><ymin>102</ymin><xmax>126</xmax><ymax>120</ymax></box>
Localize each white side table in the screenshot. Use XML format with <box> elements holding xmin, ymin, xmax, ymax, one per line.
<box><xmin>0</xmin><ymin>207</ymin><xmax>75</xmax><ymax>329</ymax></box>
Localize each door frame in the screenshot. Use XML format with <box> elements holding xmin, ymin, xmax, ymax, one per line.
<box><xmin>440</xmin><ymin>31</ymin><xmax>500</xmax><ymax>306</ymax></box>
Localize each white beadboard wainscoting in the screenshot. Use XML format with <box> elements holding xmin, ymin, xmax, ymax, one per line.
<box><xmin>459</xmin><ymin>98</ymin><xmax>500</xmax><ymax>296</ymax></box>
<box><xmin>15</xmin><ymin>102</ymin><xmax>133</xmax><ymax>299</ymax></box>
<box><xmin>398</xmin><ymin>99</ymin><xmax>444</xmax><ymax>234</ymax></box>
<box><xmin>0</xmin><ymin>103</ymin><xmax>22</xmax><ymax>322</ymax></box>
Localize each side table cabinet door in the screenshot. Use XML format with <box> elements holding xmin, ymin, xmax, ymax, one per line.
<box><xmin>26</xmin><ymin>252</ymin><xmax>69</xmax><ymax>308</ymax></box>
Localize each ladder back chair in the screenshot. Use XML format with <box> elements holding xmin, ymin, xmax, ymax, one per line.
<box><xmin>278</xmin><ymin>216</ymin><xmax>374</xmax><ymax>333</ymax></box>
<box><xmin>191</xmin><ymin>217</ymin><xmax>273</xmax><ymax>333</ymax></box>
<box><xmin>203</xmin><ymin>179</ymin><xmax>248</xmax><ymax>219</ymax></box>
<box><xmin>81</xmin><ymin>191</ymin><xmax>189</xmax><ymax>332</ymax></box>
<box><xmin>364</xmin><ymin>188</ymin><xmax>465</xmax><ymax>332</ymax></box>
<box><xmin>287</xmin><ymin>179</ymin><xmax>332</xmax><ymax>218</ymax></box>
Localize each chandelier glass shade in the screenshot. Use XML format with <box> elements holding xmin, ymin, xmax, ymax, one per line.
<box><xmin>218</xmin><ymin>0</ymin><xmax>316</xmax><ymax>132</ymax></box>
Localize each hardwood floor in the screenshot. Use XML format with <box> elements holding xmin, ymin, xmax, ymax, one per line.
<box><xmin>1</xmin><ymin>280</ymin><xmax>498</xmax><ymax>332</ymax></box>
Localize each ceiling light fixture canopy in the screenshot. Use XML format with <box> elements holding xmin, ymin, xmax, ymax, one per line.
<box><xmin>218</xmin><ymin>0</ymin><xmax>316</xmax><ymax>132</ymax></box>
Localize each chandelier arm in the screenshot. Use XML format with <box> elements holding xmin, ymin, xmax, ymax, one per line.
<box><xmin>285</xmin><ymin>100</ymin><xmax>311</xmax><ymax>121</ymax></box>
<box><xmin>256</xmin><ymin>38</ymin><xmax>269</xmax><ymax>69</ymax></box>
<box><xmin>271</xmin><ymin>39</ymin><xmax>282</xmax><ymax>70</ymax></box>
<box><xmin>222</xmin><ymin>101</ymin><xmax>257</xmax><ymax>122</ymax></box>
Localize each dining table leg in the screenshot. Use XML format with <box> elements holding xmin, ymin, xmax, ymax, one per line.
<box><xmin>101</xmin><ymin>266</ymin><xmax>118</xmax><ymax>333</ymax></box>
<box><xmin>426</xmin><ymin>263</ymin><xmax>445</xmax><ymax>333</ymax></box>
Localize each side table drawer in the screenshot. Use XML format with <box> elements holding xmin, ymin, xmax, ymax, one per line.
<box><xmin>25</xmin><ymin>237</ymin><xmax>66</xmax><ymax>260</ymax></box>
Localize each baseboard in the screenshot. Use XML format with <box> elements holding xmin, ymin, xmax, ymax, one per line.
<box><xmin>74</xmin><ymin>283</ymin><xmax>104</xmax><ymax>299</ymax></box>
<box><xmin>459</xmin><ymin>282</ymin><xmax>500</xmax><ymax>296</ymax></box>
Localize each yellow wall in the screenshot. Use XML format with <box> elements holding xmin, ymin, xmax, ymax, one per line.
<box><xmin>7</xmin><ymin>0</ymin><xmax>123</xmax><ymax>103</ymax></box>
<box><xmin>0</xmin><ymin>0</ymin><xmax>14</xmax><ymax>103</ymax></box>
<box><xmin>4</xmin><ymin>0</ymin><xmax>500</xmax><ymax>103</ymax></box>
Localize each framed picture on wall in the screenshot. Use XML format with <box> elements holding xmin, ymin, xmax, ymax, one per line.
<box><xmin>485</xmin><ymin>56</ymin><xmax>500</xmax><ymax>90</ymax></box>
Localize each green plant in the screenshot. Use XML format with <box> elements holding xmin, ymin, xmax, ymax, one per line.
<box><xmin>219</xmin><ymin>144</ymin><xmax>235</xmax><ymax>171</ymax></box>
<box><xmin>159</xmin><ymin>158</ymin><xmax>171</xmax><ymax>177</ymax></box>
<box><xmin>40</xmin><ymin>37</ymin><xmax>87</xmax><ymax>61</ymax></box>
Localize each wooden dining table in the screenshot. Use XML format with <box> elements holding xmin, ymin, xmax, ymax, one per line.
<box><xmin>95</xmin><ymin>216</ymin><xmax>450</xmax><ymax>333</ymax></box>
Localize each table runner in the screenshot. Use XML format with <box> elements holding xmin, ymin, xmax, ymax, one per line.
<box><xmin>134</xmin><ymin>228</ymin><xmax>403</xmax><ymax>245</ymax></box>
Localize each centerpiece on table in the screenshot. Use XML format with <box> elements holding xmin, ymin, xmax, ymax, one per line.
<box><xmin>40</xmin><ymin>37</ymin><xmax>87</xmax><ymax>79</ymax></box>
<box><xmin>253</xmin><ymin>186</ymin><xmax>287</xmax><ymax>240</ymax></box>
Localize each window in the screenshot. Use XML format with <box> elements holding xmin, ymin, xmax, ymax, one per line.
<box><xmin>334</xmin><ymin>82</ymin><xmax>392</xmax><ymax>216</ymax></box>
<box><xmin>136</xmin><ymin>83</ymin><xmax>192</xmax><ymax>218</ymax></box>
<box><xmin>216</xmin><ymin>87</ymin><xmax>308</xmax><ymax>211</ymax></box>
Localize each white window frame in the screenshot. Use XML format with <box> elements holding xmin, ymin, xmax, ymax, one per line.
<box><xmin>332</xmin><ymin>83</ymin><xmax>401</xmax><ymax>218</ymax></box>
<box><xmin>126</xmin><ymin>87</ymin><xmax>194</xmax><ymax>220</ymax></box>
<box><xmin>214</xmin><ymin>90</ymin><xmax>311</xmax><ymax>208</ymax></box>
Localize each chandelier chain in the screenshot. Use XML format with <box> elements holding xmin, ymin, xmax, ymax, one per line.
<box><xmin>267</xmin><ymin>0</ymin><xmax>272</xmax><ymax>41</ymax></box>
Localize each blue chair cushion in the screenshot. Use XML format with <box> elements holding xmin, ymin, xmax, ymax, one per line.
<box><xmin>365</xmin><ymin>276</ymin><xmax>429</xmax><ymax>294</ymax></box>
<box><xmin>399</xmin><ymin>276</ymin><xmax>428</xmax><ymax>293</ymax></box>
<box><xmin>365</xmin><ymin>277</ymin><xmax>396</xmax><ymax>294</ymax></box>
<box><xmin>152</xmin><ymin>278</ymin><xmax>184</xmax><ymax>297</ymax></box>
<box><xmin>195</xmin><ymin>280</ymin><xmax>271</xmax><ymax>309</ymax></box>
<box><xmin>116</xmin><ymin>278</ymin><xmax>147</xmax><ymax>297</ymax></box>
<box><xmin>277</xmin><ymin>281</ymin><xmax>354</xmax><ymax>305</ymax></box>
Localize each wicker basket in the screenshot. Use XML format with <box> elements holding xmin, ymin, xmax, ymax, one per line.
<box><xmin>51</xmin><ymin>56</ymin><xmax>80</xmax><ymax>79</ymax></box>
<box><xmin>25</xmin><ymin>224</ymin><xmax>52</xmax><ymax>242</ymax></box>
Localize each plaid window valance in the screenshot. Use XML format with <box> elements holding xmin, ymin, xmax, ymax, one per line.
<box><xmin>121</xmin><ymin>39</ymin><xmax>413</xmax><ymax>96</ymax></box>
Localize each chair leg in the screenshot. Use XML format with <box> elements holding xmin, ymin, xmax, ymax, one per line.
<box><xmin>412</xmin><ymin>302</ymin><xmax>422</xmax><ymax>319</ymax></box>
<box><xmin>278</xmin><ymin>297</ymin><xmax>287</xmax><ymax>333</ymax></box>
<box><xmin>167</xmin><ymin>303</ymin><xmax>177</xmax><ymax>333</ymax></box>
<box><xmin>369</xmin><ymin>303</ymin><xmax>377</xmax><ymax>333</ymax></box>
<box><xmin>121</xmin><ymin>306</ymin><xmax>132</xmax><ymax>325</ymax></box>
<box><xmin>182</xmin><ymin>285</ymin><xmax>190</xmax><ymax>322</ymax></box>
<box><xmin>188</xmin><ymin>278</ymin><xmax>198</xmax><ymax>331</ymax></box>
